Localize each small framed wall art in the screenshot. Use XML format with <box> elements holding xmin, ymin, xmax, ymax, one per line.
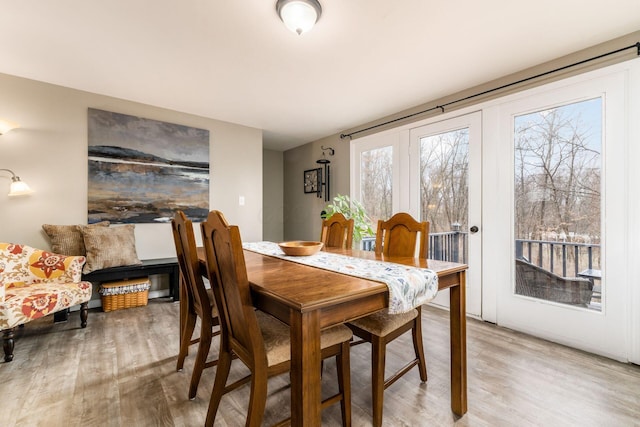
<box><xmin>303</xmin><ymin>168</ymin><xmax>322</xmax><ymax>194</ymax></box>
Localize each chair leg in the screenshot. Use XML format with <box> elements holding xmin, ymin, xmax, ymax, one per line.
<box><xmin>337</xmin><ymin>341</ymin><xmax>352</xmax><ymax>427</ymax></box>
<box><xmin>205</xmin><ymin>349</ymin><xmax>232</xmax><ymax>427</ymax></box>
<box><xmin>188</xmin><ymin>322</ymin><xmax>212</xmax><ymax>399</ymax></box>
<box><xmin>80</xmin><ymin>302</ymin><xmax>88</xmax><ymax>328</ymax></box>
<box><xmin>178</xmin><ymin>276</ymin><xmax>187</xmax><ymax>349</ymax></box>
<box><xmin>412</xmin><ymin>309</ymin><xmax>427</xmax><ymax>382</ymax></box>
<box><xmin>246</xmin><ymin>367</ymin><xmax>268</xmax><ymax>427</ymax></box>
<box><xmin>177</xmin><ymin>311</ymin><xmax>196</xmax><ymax>371</ymax></box>
<box><xmin>371</xmin><ymin>336</ymin><xmax>386</xmax><ymax>427</ymax></box>
<box><xmin>3</xmin><ymin>328</ymin><xmax>15</xmax><ymax>363</ymax></box>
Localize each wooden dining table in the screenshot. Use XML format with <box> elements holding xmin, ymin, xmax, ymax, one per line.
<box><xmin>197</xmin><ymin>246</ymin><xmax>468</xmax><ymax>426</ymax></box>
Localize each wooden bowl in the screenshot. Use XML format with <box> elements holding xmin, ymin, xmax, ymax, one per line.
<box><xmin>278</xmin><ymin>241</ymin><xmax>324</xmax><ymax>256</ymax></box>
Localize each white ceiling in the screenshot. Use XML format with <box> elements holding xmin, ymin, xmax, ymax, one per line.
<box><xmin>2</xmin><ymin>1</ymin><xmax>639</xmax><ymax>151</ymax></box>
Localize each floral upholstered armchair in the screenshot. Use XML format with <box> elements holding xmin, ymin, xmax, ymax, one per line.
<box><xmin>0</xmin><ymin>242</ymin><xmax>92</xmax><ymax>362</ymax></box>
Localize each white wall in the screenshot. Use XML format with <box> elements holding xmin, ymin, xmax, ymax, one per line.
<box><xmin>0</xmin><ymin>72</ymin><xmax>263</xmax><ymax>258</ymax></box>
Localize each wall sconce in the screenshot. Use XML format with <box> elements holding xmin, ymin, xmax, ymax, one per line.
<box><xmin>276</xmin><ymin>0</ymin><xmax>322</xmax><ymax>35</ymax></box>
<box><xmin>0</xmin><ymin>169</ymin><xmax>34</xmax><ymax>196</ymax></box>
<box><xmin>0</xmin><ymin>119</ymin><xmax>19</xmax><ymax>135</ymax></box>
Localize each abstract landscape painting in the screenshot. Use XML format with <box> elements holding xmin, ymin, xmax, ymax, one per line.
<box><xmin>87</xmin><ymin>108</ymin><xmax>210</xmax><ymax>224</ymax></box>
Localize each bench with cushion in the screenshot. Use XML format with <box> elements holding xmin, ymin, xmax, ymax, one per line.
<box><xmin>52</xmin><ymin>258</ymin><xmax>180</xmax><ymax>322</ymax></box>
<box><xmin>42</xmin><ymin>222</ymin><xmax>180</xmax><ymax>317</ymax></box>
<box><xmin>81</xmin><ymin>257</ymin><xmax>180</xmax><ymax>301</ymax></box>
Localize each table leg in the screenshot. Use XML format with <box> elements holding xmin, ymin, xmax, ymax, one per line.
<box><xmin>449</xmin><ymin>270</ymin><xmax>468</xmax><ymax>416</ymax></box>
<box><xmin>289</xmin><ymin>309</ymin><xmax>321</xmax><ymax>427</ymax></box>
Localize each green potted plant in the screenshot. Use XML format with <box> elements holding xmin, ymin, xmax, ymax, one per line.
<box><xmin>322</xmin><ymin>194</ymin><xmax>375</xmax><ymax>244</ymax></box>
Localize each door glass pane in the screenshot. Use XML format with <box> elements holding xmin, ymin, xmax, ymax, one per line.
<box><xmin>360</xmin><ymin>146</ymin><xmax>393</xmax><ymax>226</ymax></box>
<box><xmin>420</xmin><ymin>128</ymin><xmax>469</xmax><ymax>263</ymax></box>
<box><xmin>514</xmin><ymin>98</ymin><xmax>602</xmax><ymax>311</ymax></box>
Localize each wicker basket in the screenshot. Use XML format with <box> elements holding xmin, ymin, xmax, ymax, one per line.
<box><xmin>99</xmin><ymin>277</ymin><xmax>151</xmax><ymax>312</ymax></box>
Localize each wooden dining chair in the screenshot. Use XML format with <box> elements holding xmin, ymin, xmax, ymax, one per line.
<box><xmin>171</xmin><ymin>210</ymin><xmax>220</xmax><ymax>400</ymax></box>
<box><xmin>347</xmin><ymin>212</ymin><xmax>430</xmax><ymax>427</ymax></box>
<box><xmin>321</xmin><ymin>212</ymin><xmax>354</xmax><ymax>249</ymax></box>
<box><xmin>201</xmin><ymin>210</ymin><xmax>353</xmax><ymax>427</ymax></box>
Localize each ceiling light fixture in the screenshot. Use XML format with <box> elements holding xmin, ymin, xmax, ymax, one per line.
<box><xmin>0</xmin><ymin>169</ymin><xmax>34</xmax><ymax>196</ymax></box>
<box><xmin>276</xmin><ymin>0</ymin><xmax>322</xmax><ymax>35</ymax></box>
<box><xmin>0</xmin><ymin>119</ymin><xmax>19</xmax><ymax>135</ymax></box>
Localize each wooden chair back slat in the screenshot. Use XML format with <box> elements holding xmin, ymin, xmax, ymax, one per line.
<box><xmin>171</xmin><ymin>211</ymin><xmax>210</xmax><ymax>318</ymax></box>
<box><xmin>375</xmin><ymin>212</ymin><xmax>429</xmax><ymax>259</ymax></box>
<box><xmin>172</xmin><ymin>210</ymin><xmax>222</xmax><ymax>399</ymax></box>
<box><xmin>200</xmin><ymin>210</ymin><xmax>266</xmax><ymax>365</ymax></box>
<box><xmin>321</xmin><ymin>212</ymin><xmax>354</xmax><ymax>249</ymax></box>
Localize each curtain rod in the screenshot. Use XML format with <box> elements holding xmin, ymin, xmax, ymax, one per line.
<box><xmin>340</xmin><ymin>42</ymin><xmax>640</xmax><ymax>140</ymax></box>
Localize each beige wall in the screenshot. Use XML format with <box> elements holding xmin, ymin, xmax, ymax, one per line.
<box><xmin>263</xmin><ymin>149</ymin><xmax>283</xmax><ymax>242</ymax></box>
<box><xmin>283</xmin><ymin>134</ymin><xmax>350</xmax><ymax>241</ymax></box>
<box><xmin>0</xmin><ymin>73</ymin><xmax>263</xmax><ymax>259</ymax></box>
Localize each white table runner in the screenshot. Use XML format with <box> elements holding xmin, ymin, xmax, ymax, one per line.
<box><xmin>243</xmin><ymin>242</ymin><xmax>438</xmax><ymax>314</ymax></box>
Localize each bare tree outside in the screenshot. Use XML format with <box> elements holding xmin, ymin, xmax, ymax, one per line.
<box><xmin>420</xmin><ymin>129</ymin><xmax>469</xmax><ymax>233</ymax></box>
<box><xmin>515</xmin><ymin>101</ymin><xmax>601</xmax><ymax>240</ymax></box>
<box><xmin>417</xmin><ymin>128</ymin><xmax>470</xmax><ymax>263</ymax></box>
<box><xmin>514</xmin><ymin>98</ymin><xmax>602</xmax><ymax>277</ymax></box>
<box><xmin>360</xmin><ymin>146</ymin><xmax>393</xmax><ymax>226</ymax></box>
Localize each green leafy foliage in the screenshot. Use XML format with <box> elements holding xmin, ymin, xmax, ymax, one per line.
<box><xmin>322</xmin><ymin>194</ymin><xmax>375</xmax><ymax>242</ymax></box>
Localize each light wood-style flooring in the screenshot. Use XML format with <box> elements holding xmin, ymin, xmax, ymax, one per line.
<box><xmin>1</xmin><ymin>299</ymin><xmax>639</xmax><ymax>426</ymax></box>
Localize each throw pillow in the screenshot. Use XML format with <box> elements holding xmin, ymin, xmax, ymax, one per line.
<box><xmin>42</xmin><ymin>221</ymin><xmax>110</xmax><ymax>256</ymax></box>
<box><xmin>80</xmin><ymin>224</ymin><xmax>142</xmax><ymax>274</ymax></box>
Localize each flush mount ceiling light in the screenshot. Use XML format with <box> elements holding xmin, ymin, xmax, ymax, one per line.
<box><xmin>276</xmin><ymin>0</ymin><xmax>322</xmax><ymax>35</ymax></box>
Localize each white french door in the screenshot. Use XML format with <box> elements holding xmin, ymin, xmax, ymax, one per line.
<box><xmin>486</xmin><ymin>70</ymin><xmax>629</xmax><ymax>360</ymax></box>
<box><xmin>351</xmin><ymin>60</ymin><xmax>639</xmax><ymax>362</ymax></box>
<box><xmin>409</xmin><ymin>113</ymin><xmax>482</xmax><ymax>317</ymax></box>
<box><xmin>351</xmin><ymin>112</ymin><xmax>482</xmax><ymax>317</ymax></box>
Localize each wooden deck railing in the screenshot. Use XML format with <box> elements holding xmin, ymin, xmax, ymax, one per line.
<box><xmin>362</xmin><ymin>234</ymin><xmax>601</xmax><ymax>280</ymax></box>
<box><xmin>515</xmin><ymin>238</ymin><xmax>601</xmax><ymax>278</ymax></box>
<box><xmin>361</xmin><ymin>231</ymin><xmax>469</xmax><ymax>263</ymax></box>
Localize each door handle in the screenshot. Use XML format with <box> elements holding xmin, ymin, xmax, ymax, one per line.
<box><xmin>470</xmin><ymin>226</ymin><xmax>479</xmax><ymax>233</ymax></box>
